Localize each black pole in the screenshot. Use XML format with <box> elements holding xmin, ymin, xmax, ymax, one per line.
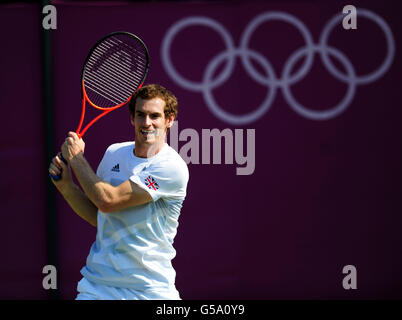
<box><xmin>41</xmin><ymin>0</ymin><xmax>59</xmax><ymax>300</ymax></box>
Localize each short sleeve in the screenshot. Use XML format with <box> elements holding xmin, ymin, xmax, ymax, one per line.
<box><xmin>129</xmin><ymin>160</ymin><xmax>188</xmax><ymax>202</ymax></box>
<box><xmin>96</xmin><ymin>150</ymin><xmax>109</xmax><ymax>179</ymax></box>
<box><xmin>96</xmin><ymin>144</ymin><xmax>116</xmax><ymax>179</ymax></box>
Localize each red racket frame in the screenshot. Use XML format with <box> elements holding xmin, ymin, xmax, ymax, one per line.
<box><xmin>76</xmin><ymin>80</ymin><xmax>143</xmax><ymax>138</ymax></box>
<box><xmin>50</xmin><ymin>31</ymin><xmax>149</xmax><ymax>181</ymax></box>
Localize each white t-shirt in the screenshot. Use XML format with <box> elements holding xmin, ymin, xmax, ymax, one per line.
<box><xmin>80</xmin><ymin>141</ymin><xmax>189</xmax><ymax>292</ymax></box>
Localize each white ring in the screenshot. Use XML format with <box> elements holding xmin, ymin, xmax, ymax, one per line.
<box><xmin>161</xmin><ymin>16</ymin><xmax>236</xmax><ymax>92</ymax></box>
<box><xmin>282</xmin><ymin>45</ymin><xmax>356</xmax><ymax>120</ymax></box>
<box><xmin>319</xmin><ymin>8</ymin><xmax>395</xmax><ymax>85</ymax></box>
<box><xmin>240</xmin><ymin>11</ymin><xmax>315</xmax><ymax>87</ymax></box>
<box><xmin>161</xmin><ymin>9</ymin><xmax>395</xmax><ymax>123</ymax></box>
<box><xmin>203</xmin><ymin>48</ymin><xmax>277</xmax><ymax>125</ymax></box>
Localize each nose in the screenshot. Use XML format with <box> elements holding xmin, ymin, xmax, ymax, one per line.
<box><xmin>142</xmin><ymin>115</ymin><xmax>152</xmax><ymax>127</ymax></box>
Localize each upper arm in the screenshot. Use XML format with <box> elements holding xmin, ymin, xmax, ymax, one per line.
<box><xmin>99</xmin><ymin>179</ymin><xmax>153</xmax><ymax>213</ymax></box>
<box><xmin>99</xmin><ymin>153</ymin><xmax>188</xmax><ymax>213</ymax></box>
<box><xmin>129</xmin><ymin>161</ymin><xmax>188</xmax><ymax>202</ymax></box>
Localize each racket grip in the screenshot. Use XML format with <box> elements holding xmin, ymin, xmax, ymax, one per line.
<box><xmin>49</xmin><ymin>153</ymin><xmax>68</xmax><ymax>181</ymax></box>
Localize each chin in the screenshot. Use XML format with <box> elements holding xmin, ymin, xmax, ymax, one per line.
<box><xmin>137</xmin><ymin>135</ymin><xmax>157</xmax><ymax>145</ymax></box>
<box><xmin>143</xmin><ymin>139</ymin><xmax>157</xmax><ymax>145</ymax></box>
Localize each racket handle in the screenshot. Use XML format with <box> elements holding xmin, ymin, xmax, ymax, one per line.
<box><xmin>49</xmin><ymin>153</ymin><xmax>68</xmax><ymax>181</ymax></box>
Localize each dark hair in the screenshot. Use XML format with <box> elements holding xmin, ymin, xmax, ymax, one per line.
<box><xmin>129</xmin><ymin>84</ymin><xmax>178</xmax><ymax>120</ymax></box>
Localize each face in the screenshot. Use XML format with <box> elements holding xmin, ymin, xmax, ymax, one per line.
<box><xmin>131</xmin><ymin>97</ymin><xmax>174</xmax><ymax>148</ymax></box>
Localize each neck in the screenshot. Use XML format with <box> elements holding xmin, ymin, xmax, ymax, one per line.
<box><xmin>134</xmin><ymin>140</ymin><xmax>165</xmax><ymax>158</ymax></box>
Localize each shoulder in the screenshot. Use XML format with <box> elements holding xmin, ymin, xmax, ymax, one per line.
<box><xmin>104</xmin><ymin>141</ymin><xmax>134</xmax><ymax>156</ymax></box>
<box><xmin>159</xmin><ymin>145</ymin><xmax>188</xmax><ymax>175</ymax></box>
<box><xmin>149</xmin><ymin>145</ymin><xmax>189</xmax><ymax>183</ymax></box>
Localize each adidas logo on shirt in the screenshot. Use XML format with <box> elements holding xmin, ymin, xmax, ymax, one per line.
<box><xmin>111</xmin><ymin>164</ymin><xmax>120</xmax><ymax>172</ymax></box>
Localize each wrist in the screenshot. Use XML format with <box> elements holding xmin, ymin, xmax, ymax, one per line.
<box><xmin>69</xmin><ymin>152</ymin><xmax>85</xmax><ymax>166</ymax></box>
<box><xmin>57</xmin><ymin>180</ymin><xmax>76</xmax><ymax>194</ymax></box>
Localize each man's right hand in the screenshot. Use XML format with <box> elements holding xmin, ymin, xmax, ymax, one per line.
<box><xmin>49</xmin><ymin>153</ymin><xmax>73</xmax><ymax>189</ymax></box>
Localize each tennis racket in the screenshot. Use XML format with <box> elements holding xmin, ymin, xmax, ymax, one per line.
<box><xmin>50</xmin><ymin>31</ymin><xmax>150</xmax><ymax>181</ymax></box>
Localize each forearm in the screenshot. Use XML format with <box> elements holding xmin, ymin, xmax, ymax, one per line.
<box><xmin>69</xmin><ymin>154</ymin><xmax>115</xmax><ymax>211</ymax></box>
<box><xmin>58</xmin><ymin>183</ymin><xmax>98</xmax><ymax>227</ymax></box>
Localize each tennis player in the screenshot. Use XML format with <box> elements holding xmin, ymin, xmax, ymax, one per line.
<box><xmin>49</xmin><ymin>84</ymin><xmax>189</xmax><ymax>300</ymax></box>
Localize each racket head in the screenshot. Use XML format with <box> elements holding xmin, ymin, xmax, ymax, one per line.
<box><xmin>81</xmin><ymin>31</ymin><xmax>150</xmax><ymax>110</ymax></box>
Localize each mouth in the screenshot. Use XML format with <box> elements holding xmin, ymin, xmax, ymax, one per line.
<box><xmin>140</xmin><ymin>129</ymin><xmax>156</xmax><ymax>136</ymax></box>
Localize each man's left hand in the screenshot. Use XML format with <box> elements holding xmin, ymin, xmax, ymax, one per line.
<box><xmin>62</xmin><ymin>131</ymin><xmax>85</xmax><ymax>162</ymax></box>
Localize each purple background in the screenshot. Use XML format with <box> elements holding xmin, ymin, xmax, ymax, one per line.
<box><xmin>1</xmin><ymin>0</ymin><xmax>402</xmax><ymax>299</ymax></box>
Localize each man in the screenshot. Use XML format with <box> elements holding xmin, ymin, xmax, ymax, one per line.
<box><xmin>49</xmin><ymin>84</ymin><xmax>189</xmax><ymax>300</ymax></box>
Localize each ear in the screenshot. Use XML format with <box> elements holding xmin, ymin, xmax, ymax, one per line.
<box><xmin>130</xmin><ymin>114</ymin><xmax>135</xmax><ymax>126</ymax></box>
<box><xmin>166</xmin><ymin>114</ymin><xmax>175</xmax><ymax>129</ymax></box>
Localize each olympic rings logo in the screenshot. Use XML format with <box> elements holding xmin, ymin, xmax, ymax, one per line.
<box><xmin>161</xmin><ymin>9</ymin><xmax>395</xmax><ymax>124</ymax></box>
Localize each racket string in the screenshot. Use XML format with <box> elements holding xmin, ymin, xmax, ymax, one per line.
<box><xmin>96</xmin><ymin>39</ymin><xmax>147</xmax><ymax>73</ymax></box>
<box><xmin>108</xmin><ymin>36</ymin><xmax>148</xmax><ymax>65</ymax></box>
<box><xmin>82</xmin><ymin>32</ymin><xmax>149</xmax><ymax>110</ymax></box>
<box><xmin>100</xmin><ymin>41</ymin><xmax>148</xmax><ymax>69</ymax></box>
<box><xmin>85</xmin><ymin>84</ymin><xmax>121</xmax><ymax>106</ymax></box>
<box><xmin>86</xmin><ymin>55</ymin><xmax>142</xmax><ymax>92</ymax></box>
<box><xmin>85</xmin><ymin>71</ymin><xmax>133</xmax><ymax>102</ymax></box>
<box><xmin>89</xmin><ymin>47</ymin><xmax>146</xmax><ymax>83</ymax></box>
<box><xmin>85</xmin><ymin>51</ymin><xmax>145</xmax><ymax>106</ymax></box>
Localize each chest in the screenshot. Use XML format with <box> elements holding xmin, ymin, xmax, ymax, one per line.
<box><xmin>101</xmin><ymin>157</ymin><xmax>149</xmax><ymax>186</ymax></box>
